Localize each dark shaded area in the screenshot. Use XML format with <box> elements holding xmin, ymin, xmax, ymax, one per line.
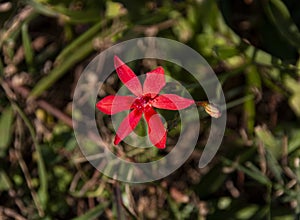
<box><xmin>219</xmin><ymin>0</ymin><xmax>299</xmax><ymax>63</ymax></box>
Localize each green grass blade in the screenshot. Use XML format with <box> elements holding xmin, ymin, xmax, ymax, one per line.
<box><xmin>21</xmin><ymin>22</ymin><xmax>34</xmax><ymax>72</ymax></box>
<box><xmin>0</xmin><ymin>106</ymin><xmax>14</xmax><ymax>157</ymax></box>
<box><xmin>30</xmin><ymin>40</ymin><xmax>94</xmax><ymax>98</ymax></box>
<box><xmin>0</xmin><ymin>58</ymin><xmax>4</xmax><ymax>76</ymax></box>
<box><xmin>244</xmin><ymin>65</ymin><xmax>261</xmax><ymax>134</ymax></box>
<box><xmin>26</xmin><ymin>0</ymin><xmax>62</xmax><ymax>18</ymax></box>
<box><xmin>0</xmin><ymin>170</ymin><xmax>12</xmax><ymax>191</ymax></box>
<box><xmin>55</xmin><ymin>20</ymin><xmax>104</xmax><ymax>64</ymax></box>
<box><xmin>72</xmin><ymin>202</ymin><xmax>109</xmax><ymax>220</ymax></box>
<box><xmin>30</xmin><ymin>21</ymin><xmax>127</xmax><ymax>98</ymax></box>
<box><xmin>264</xmin><ymin>0</ymin><xmax>300</xmax><ymax>48</ymax></box>
<box><xmin>223</xmin><ymin>158</ymin><xmax>272</xmax><ymax>186</ymax></box>
<box><xmin>12</xmin><ymin>102</ymin><xmax>48</xmax><ymax>209</ymax></box>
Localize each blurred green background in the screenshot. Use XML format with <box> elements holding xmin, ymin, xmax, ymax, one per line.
<box><xmin>0</xmin><ymin>0</ymin><xmax>300</xmax><ymax>219</ymax></box>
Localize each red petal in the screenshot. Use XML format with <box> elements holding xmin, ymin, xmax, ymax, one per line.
<box><xmin>96</xmin><ymin>95</ymin><xmax>135</xmax><ymax>115</ymax></box>
<box><xmin>114</xmin><ymin>56</ymin><xmax>143</xmax><ymax>96</ymax></box>
<box><xmin>144</xmin><ymin>107</ymin><xmax>167</xmax><ymax>149</ymax></box>
<box><xmin>143</xmin><ymin>67</ymin><xmax>165</xmax><ymax>95</ymax></box>
<box><xmin>152</xmin><ymin>94</ymin><xmax>194</xmax><ymax>110</ymax></box>
<box><xmin>114</xmin><ymin>109</ymin><xmax>143</xmax><ymax>145</ymax></box>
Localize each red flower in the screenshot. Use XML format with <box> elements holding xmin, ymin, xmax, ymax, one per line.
<box><xmin>96</xmin><ymin>56</ymin><xmax>195</xmax><ymax>149</ymax></box>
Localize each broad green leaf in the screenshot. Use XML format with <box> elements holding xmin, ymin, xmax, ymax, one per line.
<box><xmin>0</xmin><ymin>106</ymin><xmax>14</xmax><ymax>157</ymax></box>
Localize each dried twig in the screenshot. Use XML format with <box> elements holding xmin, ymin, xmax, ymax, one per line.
<box><xmin>4</xmin><ymin>79</ymin><xmax>73</xmax><ymax>127</ymax></box>
<box><xmin>0</xmin><ymin>6</ymin><xmax>35</xmax><ymax>47</ymax></box>
<box><xmin>133</xmin><ymin>19</ymin><xmax>176</xmax><ymax>36</ymax></box>
<box><xmin>14</xmin><ymin>117</ymin><xmax>45</xmax><ymax>217</ymax></box>
<box><xmin>113</xmin><ymin>181</ymin><xmax>125</xmax><ymax>220</ymax></box>
<box><xmin>0</xmin><ymin>206</ymin><xmax>27</xmax><ymax>220</ymax></box>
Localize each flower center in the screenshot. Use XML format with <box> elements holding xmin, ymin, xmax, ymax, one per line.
<box><xmin>132</xmin><ymin>94</ymin><xmax>153</xmax><ymax>111</ymax></box>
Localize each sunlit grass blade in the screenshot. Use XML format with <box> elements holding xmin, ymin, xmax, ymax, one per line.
<box><xmin>55</xmin><ymin>20</ymin><xmax>104</xmax><ymax>64</ymax></box>
<box><xmin>244</xmin><ymin>65</ymin><xmax>261</xmax><ymax>134</ymax></box>
<box><xmin>30</xmin><ymin>40</ymin><xmax>94</xmax><ymax>98</ymax></box>
<box><xmin>22</xmin><ymin>22</ymin><xmax>34</xmax><ymax>72</ymax></box>
<box><xmin>27</xmin><ymin>0</ymin><xmax>64</xmax><ymax>18</ymax></box>
<box><xmin>30</xmin><ymin>21</ymin><xmax>127</xmax><ymax>98</ymax></box>
<box><xmin>0</xmin><ymin>106</ymin><xmax>14</xmax><ymax>157</ymax></box>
